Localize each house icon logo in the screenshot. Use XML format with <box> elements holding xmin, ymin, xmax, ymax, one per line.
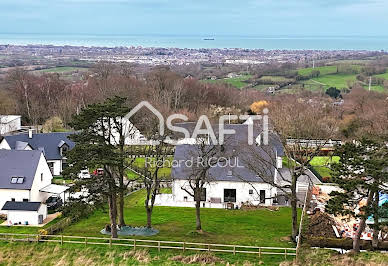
<box><xmin>124</xmin><ymin>101</ymin><xmax>165</xmax><ymax>141</ymax></box>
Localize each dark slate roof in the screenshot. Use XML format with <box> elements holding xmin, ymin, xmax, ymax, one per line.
<box><xmin>277</xmin><ymin>168</ymin><xmax>322</xmax><ymax>185</ymax></box>
<box><xmin>1</xmin><ymin>201</ymin><xmax>41</xmax><ymax>211</ymax></box>
<box><xmin>3</xmin><ymin>132</ymin><xmax>75</xmax><ymax>160</ymax></box>
<box><xmin>171</xmin><ymin>123</ymin><xmax>284</xmax><ymax>183</ymax></box>
<box><xmin>172</xmin><ymin>122</ymin><xmax>284</xmax><ymax>156</ymax></box>
<box><xmin>0</xmin><ymin>150</ymin><xmax>42</xmax><ymax>190</ymax></box>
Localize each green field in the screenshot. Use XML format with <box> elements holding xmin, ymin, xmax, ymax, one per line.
<box><xmin>126</xmin><ymin>157</ymin><xmax>172</xmax><ymax>179</ymax></box>
<box><xmin>63</xmin><ymin>190</ymin><xmax>297</xmax><ymax>246</ymax></box>
<box><xmin>204</xmin><ymin>74</ymin><xmax>252</xmax><ymax>88</ymax></box>
<box><xmin>298</xmin><ymin>66</ymin><xmax>338</xmax><ymax>76</ymax></box>
<box><xmin>39</xmin><ymin>66</ymin><xmax>88</xmax><ymax>73</ymax></box>
<box><xmin>258</xmin><ymin>75</ymin><xmax>293</xmax><ymax>82</ymax></box>
<box><xmin>375</xmin><ymin>72</ymin><xmax>388</xmax><ymax>80</ymax></box>
<box><xmin>309</xmin><ymin>156</ymin><xmax>340</xmax><ymax>179</ymax></box>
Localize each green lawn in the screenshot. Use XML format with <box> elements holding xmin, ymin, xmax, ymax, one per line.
<box><xmin>258</xmin><ymin>75</ymin><xmax>293</xmax><ymax>82</ymax></box>
<box><xmin>204</xmin><ymin>74</ymin><xmax>252</xmax><ymax>88</ymax></box>
<box><xmin>298</xmin><ymin>66</ymin><xmax>338</xmax><ymax>76</ymax></box>
<box><xmin>309</xmin><ymin>156</ymin><xmax>340</xmax><ymax>179</ymax></box>
<box><xmin>375</xmin><ymin>72</ymin><xmax>388</xmax><ymax>80</ymax></box>
<box><xmin>63</xmin><ymin>190</ymin><xmax>298</xmax><ymax>247</ymax></box>
<box><xmin>60</xmin><ymin>189</ymin><xmax>298</xmax><ymax>265</ymax></box>
<box><xmin>39</xmin><ymin>67</ymin><xmax>88</xmax><ymax>73</ymax></box>
<box><xmin>126</xmin><ymin>157</ymin><xmax>172</xmax><ymax>179</ymax></box>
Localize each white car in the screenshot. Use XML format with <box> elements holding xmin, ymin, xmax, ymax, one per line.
<box><xmin>78</xmin><ymin>169</ymin><xmax>91</xmax><ymax>179</ymax></box>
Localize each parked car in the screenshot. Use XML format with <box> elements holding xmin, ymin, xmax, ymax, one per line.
<box><xmin>45</xmin><ymin>196</ymin><xmax>63</xmax><ymax>211</ymax></box>
<box><xmin>93</xmin><ymin>168</ymin><xmax>104</xmax><ymax>176</ymax></box>
<box><xmin>78</xmin><ymin>169</ymin><xmax>91</xmax><ymax>179</ymax></box>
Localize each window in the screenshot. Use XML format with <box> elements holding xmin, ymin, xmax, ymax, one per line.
<box><xmin>23</xmin><ymin>199</ymin><xmax>28</xmax><ymax>202</ymax></box>
<box><xmin>41</xmin><ymin>173</ymin><xmax>43</xmax><ymax>182</ymax></box>
<box><xmin>11</xmin><ymin>198</ymin><xmax>15</xmax><ymax>202</ymax></box>
<box><xmin>183</xmin><ymin>196</ymin><xmax>188</xmax><ymax>202</ymax></box>
<box><xmin>249</xmin><ymin>189</ymin><xmax>253</xmax><ymax>195</ymax></box>
<box><xmin>224</xmin><ymin>189</ymin><xmax>236</xmax><ymax>203</ymax></box>
<box><xmin>11</xmin><ymin>177</ymin><xmax>24</xmax><ymax>184</ymax></box>
<box><xmin>200</xmin><ymin>188</ymin><xmax>206</xmax><ymax>201</ymax></box>
<box><xmin>260</xmin><ymin>190</ymin><xmax>266</xmax><ymax>203</ymax></box>
<box><xmin>227</xmin><ymin>170</ymin><xmax>233</xmax><ymax>176</ymax></box>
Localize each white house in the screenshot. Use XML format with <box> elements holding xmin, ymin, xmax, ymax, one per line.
<box><xmin>0</xmin><ymin>150</ymin><xmax>68</xmax><ymax>225</ymax></box>
<box><xmin>0</xmin><ymin>132</ymin><xmax>75</xmax><ymax>176</ymax></box>
<box><xmin>0</xmin><ymin>115</ymin><xmax>21</xmax><ymax>135</ymax></box>
<box><xmin>2</xmin><ymin>202</ymin><xmax>47</xmax><ymax>226</ymax></box>
<box><xmin>155</xmin><ymin>123</ymin><xmax>321</xmax><ymax>209</ymax></box>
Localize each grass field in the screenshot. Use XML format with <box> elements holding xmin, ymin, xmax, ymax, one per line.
<box><xmin>258</xmin><ymin>75</ymin><xmax>293</xmax><ymax>82</ymax></box>
<box><xmin>204</xmin><ymin>74</ymin><xmax>252</xmax><ymax>88</ymax></box>
<box><xmin>309</xmin><ymin>156</ymin><xmax>340</xmax><ymax>179</ymax></box>
<box><xmin>62</xmin><ymin>190</ymin><xmax>298</xmax><ymax>247</ymax></box>
<box><xmin>298</xmin><ymin>66</ymin><xmax>338</xmax><ymax>76</ymax></box>
<box><xmin>375</xmin><ymin>72</ymin><xmax>388</xmax><ymax>80</ymax></box>
<box><xmin>126</xmin><ymin>157</ymin><xmax>172</xmax><ymax>179</ymax></box>
<box><xmin>0</xmin><ymin>241</ymin><xmax>292</xmax><ymax>266</ymax></box>
<box><xmin>39</xmin><ymin>66</ymin><xmax>88</xmax><ymax>73</ymax></box>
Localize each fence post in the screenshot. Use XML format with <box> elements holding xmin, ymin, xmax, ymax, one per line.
<box><xmin>183</xmin><ymin>242</ymin><xmax>186</xmax><ymax>252</ymax></box>
<box><xmin>109</xmin><ymin>237</ymin><xmax>112</xmax><ymax>248</ymax></box>
<box><xmin>158</xmin><ymin>241</ymin><xmax>160</xmax><ymax>252</ymax></box>
<box><xmin>208</xmin><ymin>244</ymin><xmax>211</xmax><ymax>252</ymax></box>
<box><xmin>85</xmin><ymin>237</ymin><xmax>87</xmax><ymax>246</ymax></box>
<box><xmin>284</xmin><ymin>248</ymin><xmax>287</xmax><ymax>259</ymax></box>
<box><xmin>233</xmin><ymin>245</ymin><xmax>236</xmax><ymax>255</ymax></box>
<box><xmin>259</xmin><ymin>248</ymin><xmax>261</xmax><ymax>258</ymax></box>
<box><xmin>61</xmin><ymin>235</ymin><xmax>63</xmax><ymax>245</ymax></box>
<box><xmin>134</xmin><ymin>239</ymin><xmax>136</xmax><ymax>250</ymax></box>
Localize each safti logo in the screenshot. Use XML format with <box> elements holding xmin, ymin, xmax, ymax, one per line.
<box><xmin>125</xmin><ymin>101</ymin><xmax>269</xmax><ymax>146</ymax></box>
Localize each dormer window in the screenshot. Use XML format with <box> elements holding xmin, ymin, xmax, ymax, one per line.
<box><xmin>11</xmin><ymin>177</ymin><xmax>24</xmax><ymax>184</ymax></box>
<box><xmin>58</xmin><ymin>141</ymin><xmax>70</xmax><ymax>157</ymax></box>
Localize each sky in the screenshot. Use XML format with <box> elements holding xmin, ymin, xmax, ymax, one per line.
<box><xmin>1</xmin><ymin>0</ymin><xmax>387</xmax><ymax>36</ymax></box>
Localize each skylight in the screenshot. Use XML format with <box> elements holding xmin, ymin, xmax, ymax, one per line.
<box><xmin>10</xmin><ymin>177</ymin><xmax>24</xmax><ymax>184</ymax></box>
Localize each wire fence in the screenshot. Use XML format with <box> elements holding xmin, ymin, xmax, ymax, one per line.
<box><xmin>0</xmin><ymin>233</ymin><xmax>296</xmax><ymax>258</ymax></box>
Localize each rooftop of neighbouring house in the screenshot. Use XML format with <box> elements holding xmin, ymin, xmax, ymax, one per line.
<box><xmin>2</xmin><ymin>132</ymin><xmax>75</xmax><ymax>160</ymax></box>
<box><xmin>1</xmin><ymin>201</ymin><xmax>42</xmax><ymax>211</ymax></box>
<box><xmin>0</xmin><ymin>150</ymin><xmax>42</xmax><ymax>190</ymax></box>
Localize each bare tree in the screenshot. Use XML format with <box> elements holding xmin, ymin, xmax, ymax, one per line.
<box><xmin>238</xmin><ymin>100</ymin><xmax>338</xmax><ymax>242</ymax></box>
<box><xmin>179</xmin><ymin>139</ymin><xmax>220</xmax><ymax>231</ymax></box>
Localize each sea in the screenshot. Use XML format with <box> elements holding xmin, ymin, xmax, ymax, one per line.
<box><xmin>0</xmin><ymin>33</ymin><xmax>387</xmax><ymax>51</ymax></box>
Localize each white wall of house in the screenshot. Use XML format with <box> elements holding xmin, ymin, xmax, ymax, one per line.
<box><xmin>47</xmin><ymin>160</ymin><xmax>62</xmax><ymax>176</ymax></box>
<box><xmin>0</xmin><ymin>153</ymin><xmax>53</xmax><ymax>215</ymax></box>
<box><xmin>0</xmin><ymin>139</ymin><xmax>11</xmax><ymax>149</ymax></box>
<box><xmin>6</xmin><ymin>204</ymin><xmax>47</xmax><ymax>225</ymax></box>
<box><xmin>155</xmin><ymin>179</ymin><xmax>277</xmax><ymax>208</ymax></box>
<box><xmin>0</xmin><ymin>190</ymin><xmax>30</xmax><ymax>214</ymax></box>
<box><xmin>30</xmin><ymin>153</ymin><xmax>54</xmax><ymax>203</ymax></box>
<box><xmin>0</xmin><ymin>116</ymin><xmax>21</xmax><ymax>135</ymax></box>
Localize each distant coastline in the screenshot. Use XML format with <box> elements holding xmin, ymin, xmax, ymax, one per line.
<box><xmin>0</xmin><ymin>33</ymin><xmax>387</xmax><ymax>51</ymax></box>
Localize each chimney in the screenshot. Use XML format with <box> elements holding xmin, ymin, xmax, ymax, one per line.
<box><xmin>28</xmin><ymin>129</ymin><xmax>33</xmax><ymax>139</ymax></box>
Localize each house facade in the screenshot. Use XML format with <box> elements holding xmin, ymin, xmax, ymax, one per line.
<box><xmin>0</xmin><ymin>132</ymin><xmax>75</xmax><ymax>176</ymax></box>
<box><xmin>155</xmin><ymin>123</ymin><xmax>321</xmax><ymax>209</ymax></box>
<box><xmin>0</xmin><ymin>150</ymin><xmax>67</xmax><ymax>225</ymax></box>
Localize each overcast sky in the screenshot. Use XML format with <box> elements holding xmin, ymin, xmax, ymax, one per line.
<box><xmin>1</xmin><ymin>0</ymin><xmax>387</xmax><ymax>36</ymax></box>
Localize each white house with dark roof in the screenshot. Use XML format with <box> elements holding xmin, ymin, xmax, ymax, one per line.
<box><xmin>0</xmin><ymin>150</ymin><xmax>68</xmax><ymax>225</ymax></box>
<box><xmin>155</xmin><ymin>123</ymin><xmax>321</xmax><ymax>209</ymax></box>
<box><xmin>0</xmin><ymin>132</ymin><xmax>75</xmax><ymax>176</ymax></box>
